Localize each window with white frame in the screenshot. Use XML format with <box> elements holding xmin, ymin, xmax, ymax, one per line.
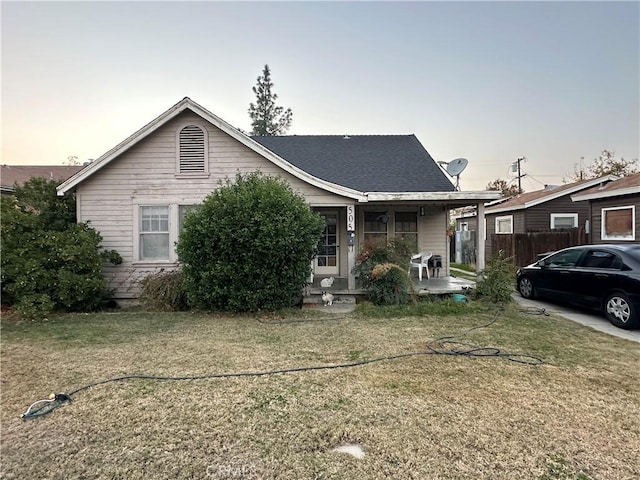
<box><xmin>139</xmin><ymin>206</ymin><xmax>170</xmax><ymax>261</ymax></box>
<box><xmin>550</xmin><ymin>213</ymin><xmax>578</xmax><ymax>229</ymax></box>
<box><xmin>176</xmin><ymin>124</ymin><xmax>208</xmax><ymax>175</ymax></box>
<box><xmin>137</xmin><ymin>204</ymin><xmax>198</xmax><ymax>262</ymax></box>
<box><xmin>495</xmin><ymin>215</ymin><xmax>513</xmax><ymax>234</ymax></box>
<box><xmin>460</xmin><ymin>222</ymin><xmax>469</xmax><ymax>231</ymax></box>
<box><xmin>602</xmin><ymin>205</ymin><xmax>635</xmax><ymax>241</ymax></box>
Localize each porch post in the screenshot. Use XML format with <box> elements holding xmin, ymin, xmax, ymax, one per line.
<box><xmin>476</xmin><ymin>201</ymin><xmax>486</xmax><ymax>272</ymax></box>
<box><xmin>346</xmin><ymin>204</ymin><xmax>356</xmax><ymax>291</ymax></box>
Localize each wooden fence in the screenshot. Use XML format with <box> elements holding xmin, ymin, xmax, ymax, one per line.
<box><xmin>490</xmin><ymin>228</ymin><xmax>588</xmax><ymax>267</ymax></box>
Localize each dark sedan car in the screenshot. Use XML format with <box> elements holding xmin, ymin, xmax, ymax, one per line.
<box><xmin>516</xmin><ymin>244</ymin><xmax>640</xmax><ymax>329</ymax></box>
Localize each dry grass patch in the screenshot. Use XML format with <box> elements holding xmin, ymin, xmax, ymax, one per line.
<box><xmin>1</xmin><ymin>304</ymin><xmax>639</xmax><ymax>479</ymax></box>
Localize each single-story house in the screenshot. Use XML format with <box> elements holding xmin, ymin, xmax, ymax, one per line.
<box><xmin>1</xmin><ymin>165</ymin><xmax>84</xmax><ymax>194</ymax></box>
<box><xmin>453</xmin><ymin>197</ymin><xmax>511</xmax><ymax>232</ymax></box>
<box><xmin>483</xmin><ymin>176</ymin><xmax>617</xmax><ymax>258</ymax></box>
<box><xmin>453</xmin><ymin>206</ymin><xmax>478</xmax><ymax>232</ymax></box>
<box><xmin>571</xmin><ymin>172</ymin><xmax>640</xmax><ymax>243</ymax></box>
<box><xmin>56</xmin><ymin>97</ymin><xmax>500</xmax><ymax>299</ymax></box>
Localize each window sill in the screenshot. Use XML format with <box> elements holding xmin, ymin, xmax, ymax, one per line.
<box><xmin>601</xmin><ymin>236</ymin><xmax>636</xmax><ymax>241</ymax></box>
<box><xmin>175</xmin><ymin>173</ymin><xmax>210</xmax><ymax>179</ymax></box>
<box><xmin>132</xmin><ymin>260</ymin><xmax>179</xmax><ymax>267</ymax></box>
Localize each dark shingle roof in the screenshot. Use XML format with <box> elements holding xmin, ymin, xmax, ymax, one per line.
<box><xmin>250</xmin><ymin>135</ymin><xmax>455</xmax><ymax>193</ymax></box>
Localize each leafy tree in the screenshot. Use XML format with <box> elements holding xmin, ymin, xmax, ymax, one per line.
<box><xmin>1</xmin><ymin>178</ymin><xmax>122</xmax><ymax>318</ymax></box>
<box><xmin>571</xmin><ymin>149</ymin><xmax>639</xmax><ymax>181</ymax></box>
<box><xmin>65</xmin><ymin>155</ymin><xmax>80</xmax><ymax>165</ymax></box>
<box><xmin>12</xmin><ymin>177</ymin><xmax>76</xmax><ymax>230</ymax></box>
<box><xmin>176</xmin><ymin>172</ymin><xmax>324</xmax><ymax>312</ymax></box>
<box><xmin>486</xmin><ymin>178</ymin><xmax>520</xmax><ymax>197</ymax></box>
<box><xmin>248</xmin><ymin>64</ymin><xmax>293</xmax><ymax>135</ymax></box>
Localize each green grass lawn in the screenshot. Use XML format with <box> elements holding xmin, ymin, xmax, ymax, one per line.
<box><xmin>1</xmin><ymin>301</ymin><xmax>639</xmax><ymax>479</ymax></box>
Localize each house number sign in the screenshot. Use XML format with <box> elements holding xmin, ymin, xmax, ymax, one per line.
<box><xmin>346</xmin><ymin>205</ymin><xmax>355</xmax><ymax>231</ymax></box>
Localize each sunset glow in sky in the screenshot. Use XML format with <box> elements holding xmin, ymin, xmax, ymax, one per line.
<box><xmin>2</xmin><ymin>1</ymin><xmax>638</xmax><ymax>191</ymax></box>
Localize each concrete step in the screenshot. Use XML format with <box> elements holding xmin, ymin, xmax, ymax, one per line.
<box><xmin>303</xmin><ymin>294</ymin><xmax>357</xmax><ymax>305</ymax></box>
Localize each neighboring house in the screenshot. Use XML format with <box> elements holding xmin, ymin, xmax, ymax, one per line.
<box><xmin>453</xmin><ymin>206</ymin><xmax>478</xmax><ymax>232</ymax></box>
<box><xmin>1</xmin><ymin>165</ymin><xmax>84</xmax><ymax>194</ymax></box>
<box><xmin>571</xmin><ymin>173</ymin><xmax>640</xmax><ymax>243</ymax></box>
<box><xmin>56</xmin><ymin>97</ymin><xmax>499</xmax><ymax>299</ymax></box>
<box><xmin>453</xmin><ymin>197</ymin><xmax>510</xmax><ymax>232</ymax></box>
<box><xmin>483</xmin><ymin>176</ymin><xmax>617</xmax><ymax>258</ymax></box>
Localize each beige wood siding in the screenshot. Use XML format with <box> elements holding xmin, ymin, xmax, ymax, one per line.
<box><xmin>418</xmin><ymin>205</ymin><xmax>449</xmax><ymax>274</ymax></box>
<box><xmin>77</xmin><ymin>111</ymin><xmax>353</xmax><ymax>297</ymax></box>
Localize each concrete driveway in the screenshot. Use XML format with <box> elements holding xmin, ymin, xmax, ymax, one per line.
<box><xmin>512</xmin><ymin>294</ymin><xmax>640</xmax><ymax>343</ymax></box>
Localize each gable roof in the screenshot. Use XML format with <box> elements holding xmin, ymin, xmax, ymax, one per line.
<box><xmin>485</xmin><ymin>175</ymin><xmax>618</xmax><ymax>215</ymax></box>
<box><xmin>1</xmin><ymin>165</ymin><xmax>85</xmax><ymax>193</ymax></box>
<box><xmin>57</xmin><ymin>97</ymin><xmax>366</xmax><ymax>201</ymax></box>
<box><xmin>250</xmin><ymin>135</ymin><xmax>455</xmax><ymax>193</ymax></box>
<box><xmin>56</xmin><ymin>97</ymin><xmax>500</xmax><ymax>203</ymax></box>
<box><xmin>571</xmin><ymin>173</ymin><xmax>640</xmax><ymax>201</ymax></box>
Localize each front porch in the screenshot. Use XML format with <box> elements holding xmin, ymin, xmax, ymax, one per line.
<box><xmin>308</xmin><ymin>275</ymin><xmax>475</xmax><ymax>297</ymax></box>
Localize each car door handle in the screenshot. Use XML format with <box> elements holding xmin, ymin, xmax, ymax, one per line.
<box><xmin>595</xmin><ymin>273</ymin><xmax>608</xmax><ymax>279</ymax></box>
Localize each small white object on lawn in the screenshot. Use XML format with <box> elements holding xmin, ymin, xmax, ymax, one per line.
<box><xmin>331</xmin><ymin>444</ymin><xmax>365</xmax><ymax>459</ymax></box>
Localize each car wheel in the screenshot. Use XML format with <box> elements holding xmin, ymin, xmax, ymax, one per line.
<box><xmin>605</xmin><ymin>292</ymin><xmax>639</xmax><ymax>329</ymax></box>
<box><xmin>518</xmin><ymin>277</ymin><xmax>536</xmax><ymax>299</ymax></box>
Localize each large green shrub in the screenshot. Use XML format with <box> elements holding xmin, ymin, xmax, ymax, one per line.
<box><xmin>1</xmin><ymin>178</ymin><xmax>122</xmax><ymax>318</ymax></box>
<box><xmin>176</xmin><ymin>172</ymin><xmax>325</xmax><ymax>312</ymax></box>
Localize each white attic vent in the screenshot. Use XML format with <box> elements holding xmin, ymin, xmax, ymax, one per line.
<box><xmin>179</xmin><ymin>125</ymin><xmax>205</xmax><ymax>172</ymax></box>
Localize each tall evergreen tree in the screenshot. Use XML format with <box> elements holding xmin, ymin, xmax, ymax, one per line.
<box><xmin>248</xmin><ymin>64</ymin><xmax>293</xmax><ymax>135</ymax></box>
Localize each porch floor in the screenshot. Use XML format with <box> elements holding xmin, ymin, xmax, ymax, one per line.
<box><xmin>309</xmin><ymin>274</ymin><xmax>475</xmax><ymax>296</ymax></box>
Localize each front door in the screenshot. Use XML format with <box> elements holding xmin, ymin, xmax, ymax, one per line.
<box><xmin>315</xmin><ymin>212</ymin><xmax>339</xmax><ymax>275</ymax></box>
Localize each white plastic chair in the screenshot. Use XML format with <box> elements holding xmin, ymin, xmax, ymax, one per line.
<box><xmin>408</xmin><ymin>252</ymin><xmax>432</xmax><ymax>282</ymax></box>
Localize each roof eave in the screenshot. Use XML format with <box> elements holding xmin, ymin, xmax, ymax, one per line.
<box><xmin>572</xmin><ymin>185</ymin><xmax>640</xmax><ymax>202</ymax></box>
<box><xmin>485</xmin><ymin>175</ymin><xmax>619</xmax><ymax>214</ymax></box>
<box><xmin>365</xmin><ymin>191</ymin><xmax>502</xmax><ymax>202</ymax></box>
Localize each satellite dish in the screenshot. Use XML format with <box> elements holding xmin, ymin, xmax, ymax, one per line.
<box><xmin>439</xmin><ymin>158</ymin><xmax>468</xmax><ymax>190</ymax></box>
<box><xmin>446</xmin><ymin>158</ymin><xmax>468</xmax><ymax>177</ymax></box>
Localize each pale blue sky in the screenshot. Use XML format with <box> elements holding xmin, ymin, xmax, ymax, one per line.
<box><xmin>2</xmin><ymin>1</ymin><xmax>638</xmax><ymax>191</ymax></box>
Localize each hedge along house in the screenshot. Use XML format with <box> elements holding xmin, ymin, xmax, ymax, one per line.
<box><xmin>57</xmin><ymin>98</ymin><xmax>500</xmax><ymax>299</ymax></box>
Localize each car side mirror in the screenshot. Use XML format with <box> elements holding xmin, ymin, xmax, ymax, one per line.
<box><xmin>536</xmin><ymin>260</ymin><xmax>546</xmax><ymax>268</ymax></box>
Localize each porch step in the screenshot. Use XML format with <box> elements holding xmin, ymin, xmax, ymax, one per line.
<box><xmin>303</xmin><ymin>294</ymin><xmax>357</xmax><ymax>305</ymax></box>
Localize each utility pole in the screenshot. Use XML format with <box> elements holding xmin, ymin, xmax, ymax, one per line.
<box><xmin>512</xmin><ymin>157</ymin><xmax>526</xmax><ymax>194</ymax></box>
